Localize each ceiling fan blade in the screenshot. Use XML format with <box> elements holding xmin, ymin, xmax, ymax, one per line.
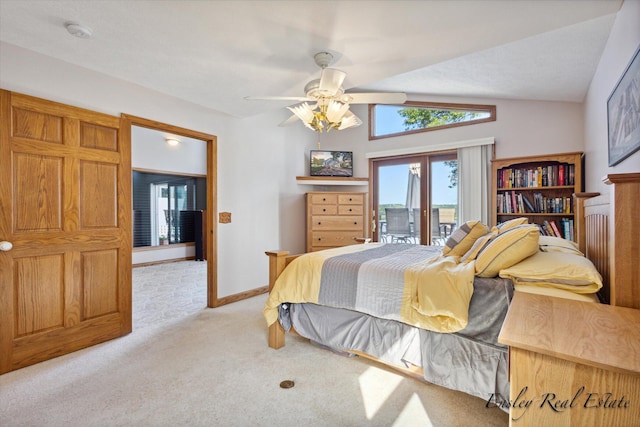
<box><xmin>245</xmin><ymin>96</ymin><xmax>313</xmax><ymax>102</ymax></box>
<box><xmin>318</xmin><ymin>68</ymin><xmax>346</xmax><ymax>95</ymax></box>
<box><xmin>344</xmin><ymin>92</ymin><xmax>407</xmax><ymax>104</ymax></box>
<box><xmin>278</xmin><ymin>114</ymin><xmax>301</xmax><ymax>127</ymax></box>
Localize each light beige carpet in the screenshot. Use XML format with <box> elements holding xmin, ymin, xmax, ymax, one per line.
<box><xmin>0</xmin><ymin>261</ymin><xmax>509</xmax><ymax>427</ymax></box>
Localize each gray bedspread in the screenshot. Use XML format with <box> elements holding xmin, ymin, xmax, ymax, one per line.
<box><xmin>280</xmin><ymin>276</ymin><xmax>513</xmax><ymax>404</ymax></box>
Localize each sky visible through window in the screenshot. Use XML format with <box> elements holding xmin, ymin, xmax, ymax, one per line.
<box><xmin>375</xmin><ymin>105</ymin><xmax>406</xmax><ymax>135</ymax></box>
<box><xmin>376</xmin><ymin>107</ymin><xmax>457</xmax><ymax>206</ymax></box>
<box><xmin>379</xmin><ymin>163</ymin><xmax>456</xmax><ymax>205</ymax></box>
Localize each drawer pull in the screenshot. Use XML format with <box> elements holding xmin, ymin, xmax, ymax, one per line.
<box><xmin>349</xmin><ymin>208</ymin><xmax>352</xmax><ymax>212</ymax></box>
<box><xmin>317</xmin><ymin>238</ymin><xmax>322</xmax><ymax>241</ymax></box>
<box><xmin>322</xmin><ymin>198</ymin><xmax>326</xmax><ymax>201</ymax></box>
<box><xmin>354</xmin><ymin>222</ymin><xmax>358</xmax><ymax>225</ymax></box>
<box><xmin>349</xmin><ymin>198</ymin><xmax>353</xmax><ymax>201</ymax></box>
<box><xmin>323</xmin><ymin>208</ymin><xmax>326</xmax><ymax>212</ymax></box>
<box><xmin>318</xmin><ymin>222</ymin><xmax>321</xmax><ymax>225</ymax></box>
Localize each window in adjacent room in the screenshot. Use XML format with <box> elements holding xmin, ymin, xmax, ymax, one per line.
<box><xmin>369</xmin><ymin>101</ymin><xmax>496</xmax><ymax>140</ymax></box>
<box><xmin>132</xmin><ymin>170</ymin><xmax>206</xmax><ymax>247</ymax></box>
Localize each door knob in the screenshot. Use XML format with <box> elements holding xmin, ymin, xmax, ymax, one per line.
<box><xmin>0</xmin><ymin>241</ymin><xmax>13</xmax><ymax>251</ymax></box>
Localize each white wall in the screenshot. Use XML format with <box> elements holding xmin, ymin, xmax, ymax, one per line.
<box><xmin>132</xmin><ymin>126</ymin><xmax>208</xmax><ymax>175</ymax></box>
<box><xmin>218</xmin><ymin>109</ymin><xmax>313</xmax><ymax>279</ymax></box>
<box><xmin>583</xmin><ymin>0</ymin><xmax>640</xmax><ymax>194</ymax></box>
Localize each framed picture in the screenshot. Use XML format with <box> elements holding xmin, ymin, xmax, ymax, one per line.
<box><xmin>607</xmin><ymin>45</ymin><xmax>640</xmax><ymax>166</ymax></box>
<box><xmin>310</xmin><ymin>150</ymin><xmax>353</xmax><ymax>177</ymax></box>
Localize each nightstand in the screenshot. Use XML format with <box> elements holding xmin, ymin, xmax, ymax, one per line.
<box><xmin>498</xmin><ymin>292</ymin><xmax>640</xmax><ymax>426</ymax></box>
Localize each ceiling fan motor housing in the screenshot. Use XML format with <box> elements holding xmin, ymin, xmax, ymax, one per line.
<box><xmin>304</xmin><ymin>78</ymin><xmax>344</xmax><ymax>99</ymax></box>
<box><xmin>314</xmin><ymin>52</ymin><xmax>333</xmax><ymax>68</ymax></box>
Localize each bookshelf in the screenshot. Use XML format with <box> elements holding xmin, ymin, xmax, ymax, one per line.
<box><xmin>491</xmin><ymin>152</ymin><xmax>584</xmax><ymax>241</ymax></box>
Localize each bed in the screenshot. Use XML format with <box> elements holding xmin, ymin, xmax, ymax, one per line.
<box><xmin>264</xmin><ymin>172</ymin><xmax>639</xmax><ymax>406</ymax></box>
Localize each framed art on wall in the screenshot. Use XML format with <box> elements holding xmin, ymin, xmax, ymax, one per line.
<box><xmin>607</xmin><ymin>45</ymin><xmax>640</xmax><ymax>166</ymax></box>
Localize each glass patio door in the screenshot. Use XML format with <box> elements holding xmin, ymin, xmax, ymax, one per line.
<box><xmin>371</xmin><ymin>152</ymin><xmax>458</xmax><ymax>245</ymax></box>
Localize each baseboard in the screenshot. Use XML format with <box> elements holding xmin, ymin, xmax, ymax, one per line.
<box><xmin>133</xmin><ymin>256</ymin><xmax>197</xmax><ymax>268</ymax></box>
<box><xmin>214</xmin><ymin>286</ymin><xmax>269</xmax><ymax>307</ymax></box>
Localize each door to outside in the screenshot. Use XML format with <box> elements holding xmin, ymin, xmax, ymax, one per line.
<box><xmin>371</xmin><ymin>153</ymin><xmax>458</xmax><ymax>245</ymax></box>
<box><xmin>0</xmin><ymin>91</ymin><xmax>131</xmax><ymax>373</ymax></box>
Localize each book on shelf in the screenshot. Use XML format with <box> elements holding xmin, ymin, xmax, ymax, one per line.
<box><xmin>521</xmin><ymin>193</ymin><xmax>535</xmax><ymax>213</ymax></box>
<box><xmin>528</xmin><ymin>193</ymin><xmax>573</xmax><ymax>213</ymax></box>
<box><xmin>542</xmin><ymin>220</ymin><xmax>556</xmax><ymax>237</ymax></box>
<box><xmin>537</xmin><ymin>218</ymin><xmax>574</xmax><ymax>240</ymax></box>
<box><xmin>561</xmin><ymin>218</ymin><xmax>575</xmax><ymax>241</ymax></box>
<box><xmin>497</xmin><ymin>162</ymin><xmax>575</xmax><ymax>188</ymax></box>
<box><xmin>497</xmin><ymin>192</ymin><xmax>529</xmax><ymax>214</ymax></box>
<box><xmin>538</xmin><ymin>223</ymin><xmax>550</xmax><ymax>236</ymax></box>
<box><xmin>569</xmin><ymin>218</ymin><xmax>574</xmax><ymax>240</ymax></box>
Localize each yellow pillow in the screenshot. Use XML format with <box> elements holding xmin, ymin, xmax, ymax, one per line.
<box><xmin>491</xmin><ymin>217</ymin><xmax>528</xmax><ymax>234</ymax></box>
<box><xmin>538</xmin><ymin>235</ymin><xmax>583</xmax><ymax>256</ymax></box>
<box><xmin>499</xmin><ymin>251</ymin><xmax>602</xmax><ymax>294</ymax></box>
<box><xmin>460</xmin><ymin>230</ymin><xmax>497</xmax><ymax>263</ymax></box>
<box><xmin>442</xmin><ymin>220</ymin><xmax>489</xmax><ymax>257</ymax></box>
<box><xmin>475</xmin><ymin>224</ymin><xmax>539</xmax><ymax>277</ymax></box>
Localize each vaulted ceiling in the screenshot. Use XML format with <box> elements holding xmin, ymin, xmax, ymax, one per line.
<box><xmin>0</xmin><ymin>0</ymin><xmax>622</xmax><ymax>119</ymax></box>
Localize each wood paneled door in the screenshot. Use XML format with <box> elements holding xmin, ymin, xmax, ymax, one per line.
<box><xmin>0</xmin><ymin>90</ymin><xmax>132</xmax><ymax>374</ymax></box>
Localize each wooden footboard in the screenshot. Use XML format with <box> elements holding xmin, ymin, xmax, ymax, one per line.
<box><xmin>265</xmin><ymin>250</ymin><xmax>300</xmax><ymax>349</ymax></box>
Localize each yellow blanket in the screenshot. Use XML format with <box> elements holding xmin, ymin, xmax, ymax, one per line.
<box><xmin>263</xmin><ymin>244</ymin><xmax>475</xmax><ymax>333</ymax></box>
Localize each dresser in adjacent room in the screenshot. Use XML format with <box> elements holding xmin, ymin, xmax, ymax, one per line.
<box><xmin>306</xmin><ymin>192</ymin><xmax>367</xmax><ymax>252</ymax></box>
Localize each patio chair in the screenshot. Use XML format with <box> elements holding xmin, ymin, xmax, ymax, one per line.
<box><xmin>385</xmin><ymin>208</ymin><xmax>412</xmax><ymax>243</ymax></box>
<box><xmin>412</xmin><ymin>208</ymin><xmax>421</xmax><ymax>244</ymax></box>
<box><xmin>431</xmin><ymin>208</ymin><xmax>444</xmax><ymax>245</ymax></box>
<box><xmin>439</xmin><ymin>208</ymin><xmax>456</xmax><ymax>237</ymax></box>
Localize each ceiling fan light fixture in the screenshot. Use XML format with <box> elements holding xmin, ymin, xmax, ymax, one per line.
<box><xmin>337</xmin><ymin>110</ymin><xmax>363</xmax><ymax>130</ymax></box>
<box><xmin>287</xmin><ymin>103</ymin><xmax>316</xmax><ymax>131</ymax></box>
<box><xmin>325</xmin><ymin>99</ymin><xmax>350</xmax><ymax>123</ymax></box>
<box><xmin>288</xmin><ymin>98</ymin><xmax>358</xmax><ymax>133</ymax></box>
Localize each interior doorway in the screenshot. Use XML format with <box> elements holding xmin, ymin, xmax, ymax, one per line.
<box><xmin>122</xmin><ymin>114</ymin><xmax>220</xmax><ymax>308</ymax></box>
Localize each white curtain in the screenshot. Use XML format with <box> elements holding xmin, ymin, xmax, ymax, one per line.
<box><xmin>457</xmin><ymin>143</ymin><xmax>493</xmax><ymax>224</ymax></box>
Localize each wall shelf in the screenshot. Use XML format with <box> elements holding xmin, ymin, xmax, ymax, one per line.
<box><xmin>296</xmin><ymin>176</ymin><xmax>369</xmax><ymax>186</ymax></box>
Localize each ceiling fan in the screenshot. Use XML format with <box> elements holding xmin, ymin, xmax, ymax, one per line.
<box><xmin>245</xmin><ymin>52</ymin><xmax>407</xmax><ymax>132</ymax></box>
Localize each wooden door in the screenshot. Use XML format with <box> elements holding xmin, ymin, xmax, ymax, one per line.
<box><xmin>0</xmin><ymin>90</ymin><xmax>131</xmax><ymax>374</ymax></box>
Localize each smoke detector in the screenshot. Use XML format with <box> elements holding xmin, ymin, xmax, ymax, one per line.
<box><xmin>65</xmin><ymin>22</ymin><xmax>93</xmax><ymax>39</ymax></box>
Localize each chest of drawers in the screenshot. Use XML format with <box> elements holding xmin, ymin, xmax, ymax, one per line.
<box><xmin>306</xmin><ymin>192</ymin><xmax>367</xmax><ymax>252</ymax></box>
